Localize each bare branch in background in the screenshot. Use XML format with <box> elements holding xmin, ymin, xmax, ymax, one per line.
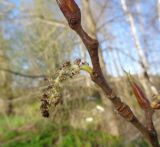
<box><xmin>120</xmin><ymin>0</ymin><xmax>158</xmax><ymax>97</ymax></box>
<box><xmin>0</xmin><ymin>68</ymin><xmax>46</xmax><ymax>79</ymax></box>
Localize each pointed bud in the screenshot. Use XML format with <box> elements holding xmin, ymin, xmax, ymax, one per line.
<box><xmin>125</xmin><ymin>72</ymin><xmax>150</xmax><ymax>110</ymax></box>
<box><xmin>56</xmin><ymin>0</ymin><xmax>81</xmax><ymax>29</ymax></box>
<box><xmin>151</xmin><ymin>96</ymin><xmax>160</xmax><ymax>110</ymax></box>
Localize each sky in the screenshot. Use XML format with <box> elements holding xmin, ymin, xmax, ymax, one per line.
<box><xmin>1</xmin><ymin>0</ymin><xmax>160</xmax><ymax>77</ymax></box>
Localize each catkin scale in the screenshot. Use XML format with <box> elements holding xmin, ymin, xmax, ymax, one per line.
<box><xmin>40</xmin><ymin>59</ymin><xmax>86</xmax><ymax>118</ymax></box>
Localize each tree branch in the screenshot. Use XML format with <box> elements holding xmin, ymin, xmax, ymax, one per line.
<box><xmin>56</xmin><ymin>0</ymin><xmax>159</xmax><ymax>146</ymax></box>
<box><xmin>0</xmin><ymin>68</ymin><xmax>45</xmax><ymax>79</ymax></box>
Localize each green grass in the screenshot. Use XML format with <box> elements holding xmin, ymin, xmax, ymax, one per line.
<box><xmin>0</xmin><ymin>115</ymin><xmax>149</xmax><ymax>147</ymax></box>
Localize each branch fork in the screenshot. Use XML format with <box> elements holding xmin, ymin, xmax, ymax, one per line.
<box><xmin>56</xmin><ymin>0</ymin><xmax>159</xmax><ymax>146</ymax></box>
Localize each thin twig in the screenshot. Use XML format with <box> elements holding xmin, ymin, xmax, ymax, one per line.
<box><xmin>0</xmin><ymin>68</ymin><xmax>46</xmax><ymax>79</ymax></box>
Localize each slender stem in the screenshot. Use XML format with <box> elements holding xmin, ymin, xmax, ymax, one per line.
<box><xmin>0</xmin><ymin>68</ymin><xmax>45</xmax><ymax>79</ymax></box>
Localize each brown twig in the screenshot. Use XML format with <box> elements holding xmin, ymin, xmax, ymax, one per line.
<box><xmin>0</xmin><ymin>68</ymin><xmax>46</xmax><ymax>79</ymax></box>
<box><xmin>56</xmin><ymin>0</ymin><xmax>159</xmax><ymax>146</ymax></box>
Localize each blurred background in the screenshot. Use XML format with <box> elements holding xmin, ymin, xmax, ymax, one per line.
<box><xmin>0</xmin><ymin>0</ymin><xmax>160</xmax><ymax>146</ymax></box>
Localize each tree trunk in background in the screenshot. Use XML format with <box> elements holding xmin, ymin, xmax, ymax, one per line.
<box><xmin>80</xmin><ymin>41</ymin><xmax>86</xmax><ymax>61</ymax></box>
<box><xmin>81</xmin><ymin>0</ymin><xmax>119</xmax><ymax>136</ymax></box>
<box><xmin>135</xmin><ymin>0</ymin><xmax>158</xmax><ymax>95</ymax></box>
<box><xmin>158</xmin><ymin>0</ymin><xmax>160</xmax><ymax>21</ymax></box>
<box><xmin>120</xmin><ymin>0</ymin><xmax>157</xmax><ymax>97</ymax></box>
<box><xmin>6</xmin><ymin>97</ymin><xmax>14</xmax><ymax>115</ymax></box>
<box><xmin>0</xmin><ymin>49</ymin><xmax>14</xmax><ymax>116</ymax></box>
<box><xmin>81</xmin><ymin>0</ymin><xmax>107</xmax><ymax>75</ymax></box>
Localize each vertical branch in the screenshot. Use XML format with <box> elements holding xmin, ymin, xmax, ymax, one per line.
<box><xmin>56</xmin><ymin>0</ymin><xmax>159</xmax><ymax>146</ymax></box>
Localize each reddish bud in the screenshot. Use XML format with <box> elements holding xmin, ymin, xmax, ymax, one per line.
<box><xmin>131</xmin><ymin>82</ymin><xmax>150</xmax><ymax>110</ymax></box>
<box><xmin>125</xmin><ymin>72</ymin><xmax>150</xmax><ymax>110</ymax></box>
<box><xmin>56</xmin><ymin>0</ymin><xmax>81</xmax><ymax>29</ymax></box>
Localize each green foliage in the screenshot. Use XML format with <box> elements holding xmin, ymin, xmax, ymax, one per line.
<box><xmin>0</xmin><ymin>115</ymin><xmax>26</xmax><ymax>133</ymax></box>
<box><xmin>0</xmin><ymin>115</ymin><xmax>149</xmax><ymax>147</ymax></box>
<box><xmin>128</xmin><ymin>139</ymin><xmax>150</xmax><ymax>147</ymax></box>
<box><xmin>58</xmin><ymin>128</ymin><xmax>123</xmax><ymax>147</ymax></box>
